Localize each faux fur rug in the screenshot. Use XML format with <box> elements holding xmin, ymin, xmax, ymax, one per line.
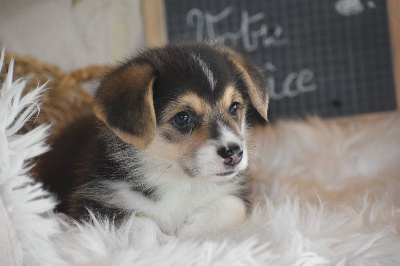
<box><xmin>1</xmin><ymin>51</ymin><xmax>400</xmax><ymax>265</ymax></box>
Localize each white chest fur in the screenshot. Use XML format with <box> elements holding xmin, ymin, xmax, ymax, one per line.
<box><xmin>103</xmin><ymin>167</ymin><xmax>246</xmax><ymax>235</ymax></box>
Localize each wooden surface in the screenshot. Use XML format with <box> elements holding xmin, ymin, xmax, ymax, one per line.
<box><xmin>142</xmin><ymin>0</ymin><xmax>167</xmax><ymax>47</ymax></box>
<box><xmin>388</xmin><ymin>0</ymin><xmax>400</xmax><ymax>108</ymax></box>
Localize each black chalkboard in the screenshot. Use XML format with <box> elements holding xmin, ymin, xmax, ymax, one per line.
<box><xmin>164</xmin><ymin>0</ymin><xmax>396</xmax><ymax>121</ymax></box>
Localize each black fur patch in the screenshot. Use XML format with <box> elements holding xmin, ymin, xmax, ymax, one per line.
<box><xmin>71</xmin><ymin>199</ymin><xmax>130</xmax><ymax>224</ymax></box>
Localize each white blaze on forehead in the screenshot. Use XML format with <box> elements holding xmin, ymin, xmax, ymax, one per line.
<box><xmin>219</xmin><ymin>123</ymin><xmax>242</xmax><ymax>147</ymax></box>
<box><xmin>191</xmin><ymin>52</ymin><xmax>217</xmax><ymax>90</ymax></box>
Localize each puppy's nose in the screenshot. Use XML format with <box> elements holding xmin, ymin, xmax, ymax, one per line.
<box><xmin>217</xmin><ymin>144</ymin><xmax>243</xmax><ymax>166</ymax></box>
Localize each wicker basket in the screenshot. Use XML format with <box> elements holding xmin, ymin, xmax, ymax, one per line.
<box><xmin>0</xmin><ymin>53</ymin><xmax>113</xmax><ymax>142</ymax></box>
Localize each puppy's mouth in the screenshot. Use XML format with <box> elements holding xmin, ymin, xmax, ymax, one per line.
<box><xmin>184</xmin><ymin>167</ymin><xmax>236</xmax><ymax>178</ymax></box>
<box><xmin>216</xmin><ymin>171</ymin><xmax>235</xmax><ymax>177</ymax></box>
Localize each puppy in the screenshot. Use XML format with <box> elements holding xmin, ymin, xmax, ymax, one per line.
<box><xmin>38</xmin><ymin>43</ymin><xmax>269</xmax><ymax>238</ymax></box>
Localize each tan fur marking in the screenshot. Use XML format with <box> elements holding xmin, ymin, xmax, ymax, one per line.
<box><xmin>143</xmin><ymin>77</ymin><xmax>157</xmax><ymax>147</ymax></box>
<box><xmin>217</xmin><ymin>85</ymin><xmax>244</xmax><ymax>110</ymax></box>
<box><xmin>217</xmin><ymin>85</ymin><xmax>244</xmax><ymax>133</ymax></box>
<box><xmin>220</xmin><ymin>47</ymin><xmax>269</xmax><ymax>120</ymax></box>
<box><xmin>146</xmin><ymin>124</ymin><xmax>211</xmax><ymax>166</ymax></box>
<box><xmin>218</xmin><ymin>85</ymin><xmax>235</xmax><ymax>110</ymax></box>
<box><xmin>160</xmin><ymin>92</ymin><xmax>212</xmax><ymax>122</ymax></box>
<box><xmin>148</xmin><ymin>93</ymin><xmax>214</xmax><ymax>165</ymax></box>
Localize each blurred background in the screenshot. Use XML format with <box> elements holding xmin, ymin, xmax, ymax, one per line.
<box><xmin>0</xmin><ymin>0</ymin><xmax>399</xmax><ymax>122</ymax></box>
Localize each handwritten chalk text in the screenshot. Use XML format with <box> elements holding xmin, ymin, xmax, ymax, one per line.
<box><xmin>265</xmin><ymin>63</ymin><xmax>317</xmax><ymax>100</ymax></box>
<box><xmin>186</xmin><ymin>7</ymin><xmax>288</xmax><ymax>52</ymax></box>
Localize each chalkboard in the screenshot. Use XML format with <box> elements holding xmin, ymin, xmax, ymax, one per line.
<box><xmin>164</xmin><ymin>0</ymin><xmax>396</xmax><ymax>121</ymax></box>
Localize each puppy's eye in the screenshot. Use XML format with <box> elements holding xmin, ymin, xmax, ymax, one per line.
<box><xmin>173</xmin><ymin>111</ymin><xmax>191</xmax><ymax>127</ymax></box>
<box><xmin>229</xmin><ymin>102</ymin><xmax>240</xmax><ymax>117</ymax></box>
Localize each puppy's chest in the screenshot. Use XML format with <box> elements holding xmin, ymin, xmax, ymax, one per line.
<box><xmin>110</xmin><ymin>170</ymin><xmax>241</xmax><ymax>234</ymax></box>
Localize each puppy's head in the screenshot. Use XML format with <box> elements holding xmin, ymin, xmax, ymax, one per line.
<box><xmin>94</xmin><ymin>43</ymin><xmax>269</xmax><ymax>180</ymax></box>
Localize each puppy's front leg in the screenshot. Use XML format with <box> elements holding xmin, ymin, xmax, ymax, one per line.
<box><xmin>127</xmin><ymin>215</ymin><xmax>176</xmax><ymax>246</ymax></box>
<box><xmin>178</xmin><ymin>195</ymin><xmax>247</xmax><ymax>239</ymax></box>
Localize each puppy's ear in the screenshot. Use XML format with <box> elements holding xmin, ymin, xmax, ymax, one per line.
<box><xmin>224</xmin><ymin>48</ymin><xmax>269</xmax><ymax>122</ymax></box>
<box><xmin>93</xmin><ymin>63</ymin><xmax>156</xmax><ymax>149</ymax></box>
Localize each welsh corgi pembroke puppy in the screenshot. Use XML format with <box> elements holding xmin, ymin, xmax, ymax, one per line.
<box><xmin>38</xmin><ymin>43</ymin><xmax>269</xmax><ymax>238</ymax></box>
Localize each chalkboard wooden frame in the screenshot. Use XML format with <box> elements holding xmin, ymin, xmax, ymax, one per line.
<box><xmin>388</xmin><ymin>0</ymin><xmax>400</xmax><ymax>109</ymax></box>
<box><xmin>141</xmin><ymin>0</ymin><xmax>400</xmax><ymax>118</ymax></box>
<box><xmin>142</xmin><ymin>0</ymin><xmax>167</xmax><ymax>47</ymax></box>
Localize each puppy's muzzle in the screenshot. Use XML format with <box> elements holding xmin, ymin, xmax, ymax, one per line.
<box><xmin>217</xmin><ymin>143</ymin><xmax>243</xmax><ymax>167</ymax></box>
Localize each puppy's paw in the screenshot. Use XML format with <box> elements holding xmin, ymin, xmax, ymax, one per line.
<box><xmin>127</xmin><ymin>215</ymin><xmax>174</xmax><ymax>247</ymax></box>
<box><xmin>177</xmin><ymin>221</ymin><xmax>201</xmax><ymax>240</ymax></box>
<box><xmin>158</xmin><ymin>232</ymin><xmax>177</xmax><ymax>245</ymax></box>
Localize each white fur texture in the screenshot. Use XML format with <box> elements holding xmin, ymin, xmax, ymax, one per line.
<box><xmin>1</xmin><ymin>50</ymin><xmax>400</xmax><ymax>265</ymax></box>
<box><xmin>0</xmin><ymin>51</ymin><xmax>65</xmax><ymax>265</ymax></box>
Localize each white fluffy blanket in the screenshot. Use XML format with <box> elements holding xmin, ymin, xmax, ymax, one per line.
<box><xmin>1</xmin><ymin>52</ymin><xmax>400</xmax><ymax>265</ymax></box>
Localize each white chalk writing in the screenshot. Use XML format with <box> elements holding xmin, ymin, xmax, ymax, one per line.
<box><xmin>186</xmin><ymin>7</ymin><xmax>288</xmax><ymax>52</ymax></box>
<box><xmin>335</xmin><ymin>0</ymin><xmax>375</xmax><ymax>16</ymax></box>
<box><xmin>264</xmin><ymin>63</ymin><xmax>317</xmax><ymax>100</ymax></box>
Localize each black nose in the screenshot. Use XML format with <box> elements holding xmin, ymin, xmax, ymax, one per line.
<box><xmin>217</xmin><ymin>144</ymin><xmax>243</xmax><ymax>166</ymax></box>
